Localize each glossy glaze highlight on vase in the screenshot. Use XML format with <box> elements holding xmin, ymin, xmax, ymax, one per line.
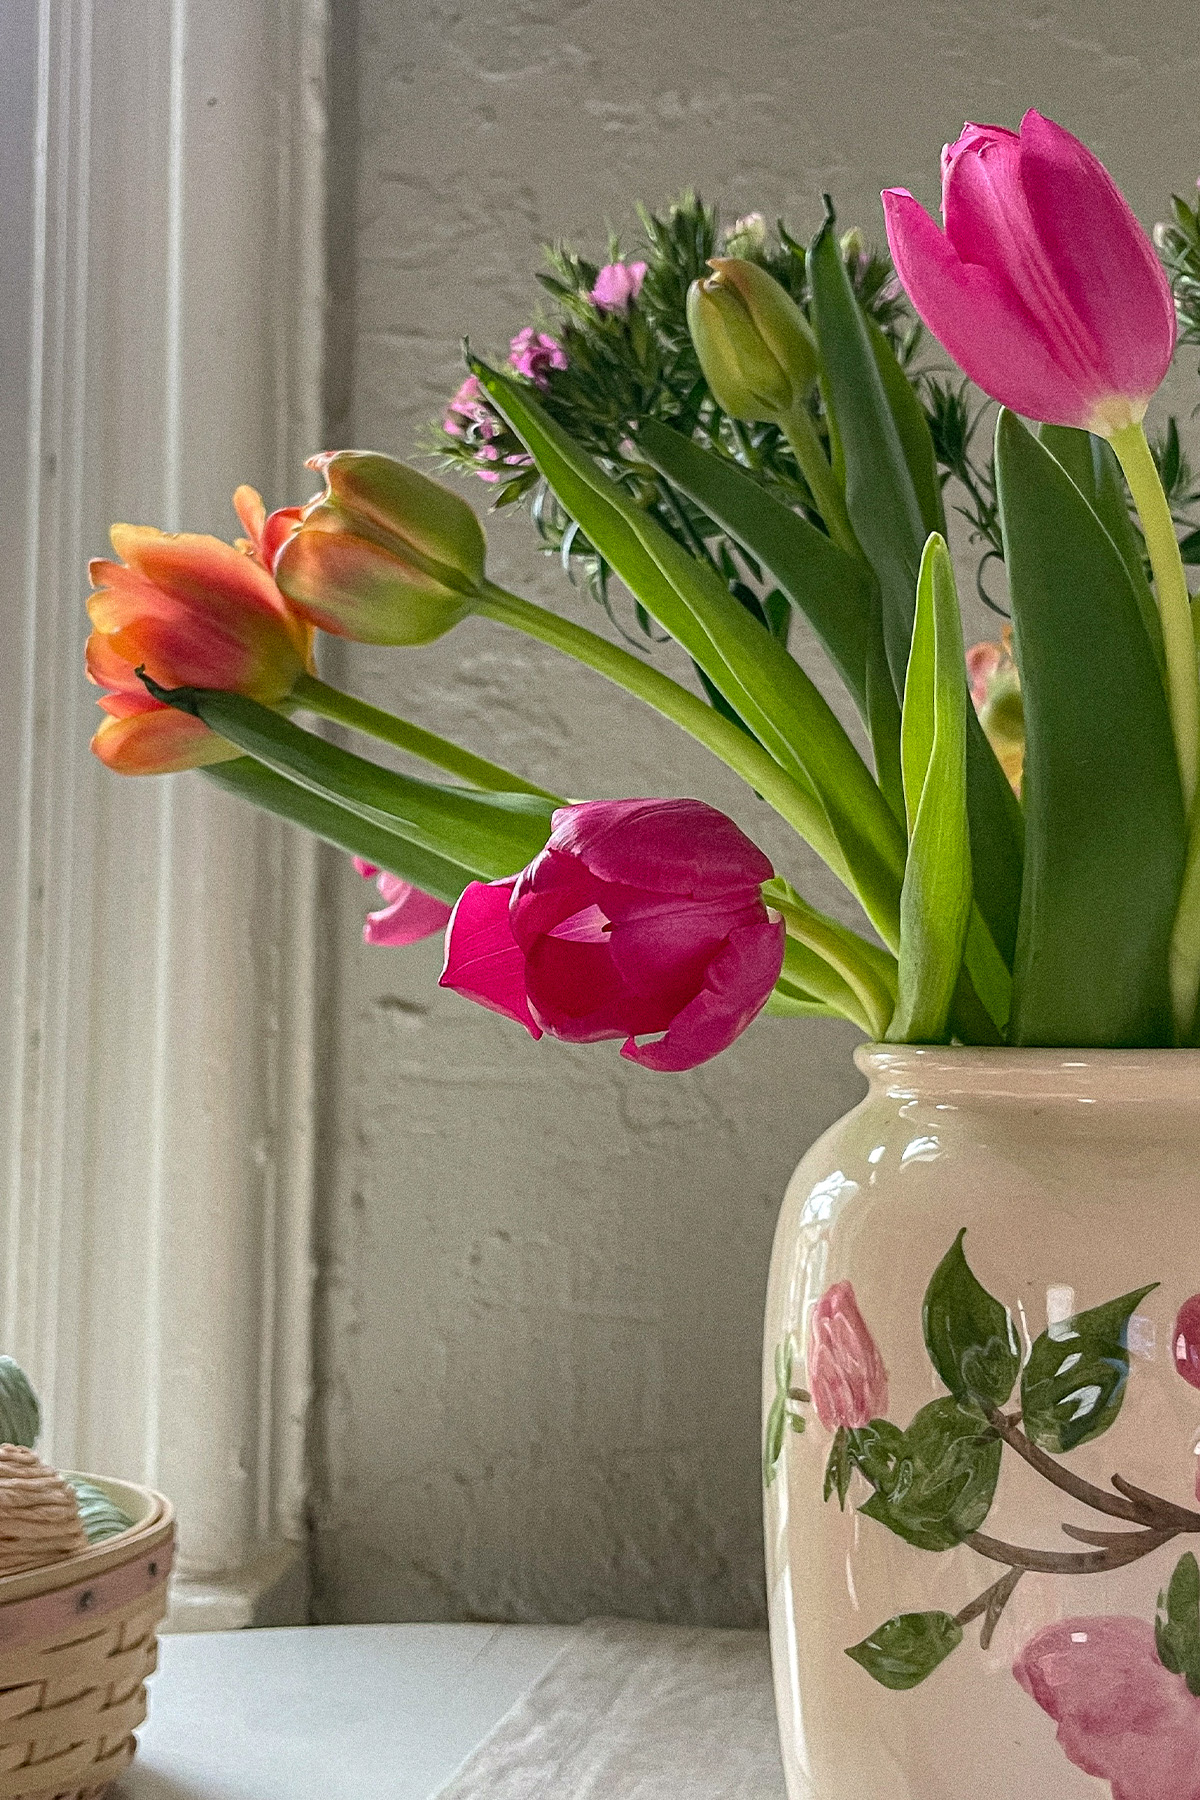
<box><xmin>764</xmin><ymin>1047</ymin><xmax>1200</xmax><ymax>1800</ymax></box>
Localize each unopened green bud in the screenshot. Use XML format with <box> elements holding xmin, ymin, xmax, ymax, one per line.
<box><xmin>839</xmin><ymin>226</ymin><xmax>866</xmax><ymax>265</ymax></box>
<box><xmin>687</xmin><ymin>258</ymin><xmax>819</xmax><ymax>424</ymax></box>
<box><xmin>275</xmin><ymin>452</ymin><xmax>483</xmax><ymax>646</ymax></box>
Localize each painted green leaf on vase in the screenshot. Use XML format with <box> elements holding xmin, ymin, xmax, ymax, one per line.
<box><xmin>763</xmin><ymin>1338</ymin><xmax>805</xmax><ymax>1488</ymax></box>
<box><xmin>1157</xmin><ymin>1553</ymin><xmax>1200</xmax><ymax>1695</ymax></box>
<box><xmin>922</xmin><ymin>1231</ymin><xmax>1019</xmax><ymax>1410</ymax></box>
<box><xmin>846</xmin><ymin>1610</ymin><xmax>963</xmax><ymax>1690</ymax></box>
<box><xmin>857</xmin><ymin>1397</ymin><xmax>1001</xmax><ymax>1552</ymax></box>
<box><xmin>1020</xmin><ymin>1283</ymin><xmax>1158</xmax><ymax>1454</ymax></box>
<box><xmin>824</xmin><ymin>1426</ymin><xmax>853</xmax><ymax>1508</ymax></box>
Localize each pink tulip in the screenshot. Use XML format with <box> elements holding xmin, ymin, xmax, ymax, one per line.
<box><xmin>882</xmin><ymin>111</ymin><xmax>1176</xmax><ymax>435</ymax></box>
<box><xmin>1015</xmin><ymin>1617</ymin><xmax>1200</xmax><ymax>1799</ymax></box>
<box><xmin>806</xmin><ymin>1281</ymin><xmax>888</xmax><ymax>1430</ymax></box>
<box><xmin>438</xmin><ymin>798</ymin><xmax>785</xmax><ymax>1072</ymax></box>
<box><xmin>591</xmin><ymin>261</ymin><xmax>648</xmax><ymax>313</ymax></box>
<box><xmin>352</xmin><ymin>858</ymin><xmax>452</xmax><ymax>947</ymax></box>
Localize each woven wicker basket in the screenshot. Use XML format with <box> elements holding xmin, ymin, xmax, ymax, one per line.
<box><xmin>0</xmin><ymin>1476</ymin><xmax>173</xmax><ymax>1800</ymax></box>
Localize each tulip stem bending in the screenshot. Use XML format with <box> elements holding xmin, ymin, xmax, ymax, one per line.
<box><xmin>780</xmin><ymin>403</ymin><xmax>858</xmax><ymax>558</ymax></box>
<box><xmin>1110</xmin><ymin>423</ymin><xmax>1200</xmax><ymax>1036</ymax></box>
<box><xmin>474</xmin><ymin>580</ymin><xmax>901</xmax><ymax>925</ymax></box>
<box><xmin>290</xmin><ymin>673</ymin><xmax>559</xmax><ymax>800</ymax></box>
<box><xmin>765</xmin><ymin>878</ymin><xmax>897</xmax><ymax>1040</ymax></box>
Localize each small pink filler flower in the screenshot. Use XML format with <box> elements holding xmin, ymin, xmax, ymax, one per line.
<box><xmin>509</xmin><ymin>328</ymin><xmax>567</xmax><ymax>390</ymax></box>
<box><xmin>807</xmin><ymin>1281</ymin><xmax>888</xmax><ymax>1430</ymax></box>
<box><xmin>591</xmin><ymin>261</ymin><xmax>648</xmax><ymax>313</ymax></box>
<box><xmin>882</xmin><ymin>110</ymin><xmax>1176</xmax><ymax>436</ymax></box>
<box><xmin>352</xmin><ymin>858</ymin><xmax>452</xmax><ymax>948</ymax></box>
<box><xmin>438</xmin><ymin>797</ymin><xmax>785</xmax><ymax>1072</ymax></box>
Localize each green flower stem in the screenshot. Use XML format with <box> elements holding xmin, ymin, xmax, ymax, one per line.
<box><xmin>291</xmin><ymin>672</ymin><xmax>558</xmax><ymax>801</ymax></box>
<box><xmin>1111</xmin><ymin>424</ymin><xmax>1200</xmax><ymax>1036</ymax></box>
<box><xmin>1110</xmin><ymin>423</ymin><xmax>1199</xmax><ymax>812</ymax></box>
<box><xmin>476</xmin><ymin>579</ymin><xmax>876</xmax><ymax>915</ymax></box>
<box><xmin>780</xmin><ymin>401</ymin><xmax>859</xmax><ymax>558</ymax></box>
<box><xmin>765</xmin><ymin>878</ymin><xmax>897</xmax><ymax>1040</ymax></box>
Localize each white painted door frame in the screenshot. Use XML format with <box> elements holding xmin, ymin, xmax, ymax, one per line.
<box><xmin>0</xmin><ymin>0</ymin><xmax>327</xmax><ymax>1628</ymax></box>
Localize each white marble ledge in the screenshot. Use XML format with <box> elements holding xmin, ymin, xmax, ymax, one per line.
<box><xmin>115</xmin><ymin>1623</ymin><xmax>575</xmax><ymax>1800</ymax></box>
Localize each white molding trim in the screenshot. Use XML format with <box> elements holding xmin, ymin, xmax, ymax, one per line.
<box><xmin>1</xmin><ymin>0</ymin><xmax>327</xmax><ymax>1626</ymax></box>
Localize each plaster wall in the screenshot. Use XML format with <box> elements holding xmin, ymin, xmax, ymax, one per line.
<box><xmin>312</xmin><ymin>0</ymin><xmax>1199</xmax><ymax>1625</ymax></box>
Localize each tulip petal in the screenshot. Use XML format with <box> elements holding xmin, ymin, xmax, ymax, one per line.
<box><xmin>621</xmin><ymin>917</ymin><xmax>784</xmax><ymax>1072</ymax></box>
<box><xmin>882</xmin><ymin>189</ymin><xmax>1094</xmax><ymax>428</ymax></box>
<box><xmin>363</xmin><ymin>877</ymin><xmax>453</xmax><ymax>947</ymax></box>
<box><xmin>439</xmin><ymin>879</ymin><xmax>542</xmax><ymax>1037</ymax></box>
<box><xmin>90</xmin><ymin>707</ymin><xmax>237</xmax><ymax>775</ymax></box>
<box><xmin>1017</xmin><ymin>109</ymin><xmax>1175</xmax><ymax>408</ymax></box>
<box><xmin>546</xmin><ymin>798</ymin><xmax>774</xmax><ymax>899</ymax></box>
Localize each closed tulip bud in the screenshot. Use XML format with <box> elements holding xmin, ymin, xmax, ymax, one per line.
<box><xmin>687</xmin><ymin>258</ymin><xmax>819</xmax><ymax>423</ymax></box>
<box><xmin>274</xmin><ymin>451</ymin><xmax>485</xmax><ymax>646</ymax></box>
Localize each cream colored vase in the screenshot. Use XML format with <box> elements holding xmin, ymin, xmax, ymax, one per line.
<box><xmin>763</xmin><ymin>1046</ymin><xmax>1200</xmax><ymax>1800</ymax></box>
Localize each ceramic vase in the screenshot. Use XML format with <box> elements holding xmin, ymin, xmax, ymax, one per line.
<box><xmin>763</xmin><ymin>1046</ymin><xmax>1200</xmax><ymax>1800</ymax></box>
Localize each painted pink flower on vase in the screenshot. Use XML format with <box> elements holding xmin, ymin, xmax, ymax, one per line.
<box><xmin>806</xmin><ymin>1281</ymin><xmax>888</xmax><ymax>1430</ymax></box>
<box><xmin>1015</xmin><ymin>1617</ymin><xmax>1200</xmax><ymax>1800</ymax></box>
<box><xmin>438</xmin><ymin>797</ymin><xmax>785</xmax><ymax>1072</ymax></box>
<box><xmin>1175</xmin><ymin>1295</ymin><xmax>1200</xmax><ymax>1390</ymax></box>
<box><xmin>591</xmin><ymin>260</ymin><xmax>648</xmax><ymax>313</ymax></box>
<box><xmin>882</xmin><ymin>110</ymin><xmax>1175</xmax><ymax>435</ymax></box>
<box><xmin>352</xmin><ymin>858</ymin><xmax>452</xmax><ymax>947</ymax></box>
<box><xmin>509</xmin><ymin>328</ymin><xmax>568</xmax><ymax>389</ymax></box>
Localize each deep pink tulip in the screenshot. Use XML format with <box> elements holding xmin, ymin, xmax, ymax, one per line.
<box><xmin>1175</xmin><ymin>1295</ymin><xmax>1200</xmax><ymax>1391</ymax></box>
<box><xmin>438</xmin><ymin>798</ymin><xmax>785</xmax><ymax>1071</ymax></box>
<box><xmin>1015</xmin><ymin>1617</ymin><xmax>1200</xmax><ymax>1799</ymax></box>
<box><xmin>806</xmin><ymin>1281</ymin><xmax>888</xmax><ymax>1430</ymax></box>
<box><xmin>591</xmin><ymin>261</ymin><xmax>648</xmax><ymax>313</ymax></box>
<box><xmin>352</xmin><ymin>858</ymin><xmax>452</xmax><ymax>947</ymax></box>
<box><xmin>882</xmin><ymin>111</ymin><xmax>1176</xmax><ymax>435</ymax></box>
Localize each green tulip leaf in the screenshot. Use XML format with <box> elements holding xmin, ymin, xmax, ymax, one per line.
<box><xmin>473</xmin><ymin>355</ymin><xmax>908</xmax><ymax>947</ymax></box>
<box><xmin>846</xmin><ymin>1610</ymin><xmax>963</xmax><ymax>1690</ymax></box>
<box><xmin>203</xmin><ymin>758</ymin><xmax>478</xmax><ymax>903</ymax></box>
<box><xmin>996</xmin><ymin>410</ymin><xmax>1186</xmax><ymax>1045</ymax></box>
<box><xmin>0</xmin><ymin>1357</ymin><xmax>39</xmax><ymax>1449</ymax></box>
<box><xmin>1021</xmin><ymin>1283</ymin><xmax>1157</xmax><ymax>1454</ymax></box>
<box><xmin>1157</xmin><ymin>1553</ymin><xmax>1200</xmax><ymax>1694</ymax></box>
<box><xmin>1038</xmin><ymin>425</ymin><xmax>1164</xmax><ymax>675</ymax></box>
<box><xmin>865</xmin><ymin>318</ymin><xmax>946</xmax><ymax>542</ymax></box>
<box><xmin>888</xmin><ymin>536</ymin><xmax>973</xmax><ymax>1042</ymax></box>
<box><xmin>635</xmin><ymin>417</ymin><xmax>875</xmax><ymax>719</ymax></box>
<box><xmin>922</xmin><ymin>1231</ymin><xmax>1018</xmax><ymax>1410</ymax></box>
<box><xmin>856</xmin><ymin>1397</ymin><xmax>1001</xmax><ymax>1552</ymax></box>
<box><xmin>150</xmin><ymin>685</ymin><xmax>556</xmax><ymax>890</ymax></box>
<box><xmin>807</xmin><ymin>210</ymin><xmax>1023</xmax><ymax>966</ymax></box>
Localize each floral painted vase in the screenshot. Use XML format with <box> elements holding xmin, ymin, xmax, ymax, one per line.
<box><xmin>763</xmin><ymin>1047</ymin><xmax>1200</xmax><ymax>1800</ymax></box>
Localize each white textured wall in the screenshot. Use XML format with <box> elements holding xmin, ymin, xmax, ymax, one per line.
<box><xmin>312</xmin><ymin>0</ymin><xmax>1199</xmax><ymax>1625</ymax></box>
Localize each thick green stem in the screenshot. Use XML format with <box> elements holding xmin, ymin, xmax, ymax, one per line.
<box><xmin>1111</xmin><ymin>423</ymin><xmax>1200</xmax><ymax>1036</ymax></box>
<box><xmin>475</xmin><ymin>579</ymin><xmax>865</xmax><ymax>900</ymax></box>
<box><xmin>292</xmin><ymin>672</ymin><xmax>558</xmax><ymax>800</ymax></box>
<box><xmin>1110</xmin><ymin>423</ymin><xmax>1198</xmax><ymax>810</ymax></box>
<box><xmin>780</xmin><ymin>402</ymin><xmax>859</xmax><ymax>558</ymax></box>
<box><xmin>766</xmin><ymin>880</ymin><xmax>897</xmax><ymax>1039</ymax></box>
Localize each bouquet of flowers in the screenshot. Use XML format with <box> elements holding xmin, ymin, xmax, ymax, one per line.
<box><xmin>84</xmin><ymin>112</ymin><xmax>1200</xmax><ymax>1064</ymax></box>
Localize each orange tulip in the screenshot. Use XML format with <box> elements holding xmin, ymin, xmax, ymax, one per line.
<box><xmin>87</xmin><ymin>509</ymin><xmax>313</xmax><ymax>775</ymax></box>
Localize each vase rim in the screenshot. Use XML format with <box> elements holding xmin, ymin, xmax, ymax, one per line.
<box><xmin>856</xmin><ymin>1043</ymin><xmax>1200</xmax><ymax>1104</ymax></box>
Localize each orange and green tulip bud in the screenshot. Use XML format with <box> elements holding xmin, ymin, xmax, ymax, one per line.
<box><xmin>273</xmin><ymin>451</ymin><xmax>485</xmax><ymax>646</ymax></box>
<box><xmin>687</xmin><ymin>257</ymin><xmax>819</xmax><ymax>424</ymax></box>
<box><xmin>86</xmin><ymin>518</ymin><xmax>313</xmax><ymax>775</ymax></box>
